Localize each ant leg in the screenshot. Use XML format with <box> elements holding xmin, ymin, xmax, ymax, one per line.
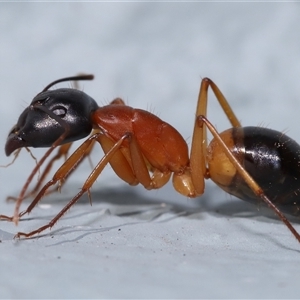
<box><xmin>128</xmin><ymin>133</ymin><xmax>172</xmax><ymax>189</ymax></box>
<box><xmin>198</xmin><ymin>115</ymin><xmax>300</xmax><ymax>243</ymax></box>
<box><xmin>15</xmin><ymin>131</ymin><xmax>173</xmax><ymax>238</ymax></box>
<box><xmin>20</xmin><ymin>129</ymin><xmax>100</xmax><ymax>200</ymax></box>
<box><xmin>200</xmin><ymin>78</ymin><xmax>241</xmax><ymax>128</ymax></box>
<box><xmin>0</xmin><ymin>148</ymin><xmax>22</xmax><ymax>169</ymax></box>
<box><xmin>28</xmin><ymin>143</ymin><xmax>73</xmax><ymax>196</ymax></box>
<box><xmin>16</xmin><ymin>133</ymin><xmax>101</xmax><ymax>220</ymax></box>
<box><xmin>15</xmin><ymin>133</ymin><xmax>132</xmax><ymax>238</ymax></box>
<box><xmin>1</xmin><ymin>132</ymin><xmax>94</xmax><ymax>225</ymax></box>
<box><xmin>99</xmin><ymin>133</ymin><xmax>171</xmax><ymax>189</ymax></box>
<box><xmin>97</xmin><ymin>134</ymin><xmax>138</xmax><ymax>185</ymax></box>
<box><xmin>6</xmin><ymin>143</ymin><xmax>73</xmax><ymax>203</ymax></box>
<box><xmin>0</xmin><ymin>143</ymin><xmax>61</xmax><ymax>224</ymax></box>
<box><xmin>190</xmin><ymin>78</ymin><xmax>242</xmax><ymax>195</ymax></box>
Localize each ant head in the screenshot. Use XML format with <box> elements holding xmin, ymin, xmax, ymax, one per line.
<box><xmin>5</xmin><ymin>75</ymin><xmax>99</xmax><ymax>156</ymax></box>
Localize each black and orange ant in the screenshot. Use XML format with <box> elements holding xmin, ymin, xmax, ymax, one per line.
<box><xmin>1</xmin><ymin>74</ymin><xmax>300</xmax><ymax>243</ymax></box>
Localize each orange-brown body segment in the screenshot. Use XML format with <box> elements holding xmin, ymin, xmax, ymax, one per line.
<box><xmin>92</xmin><ymin>104</ymin><xmax>189</xmax><ymax>173</ymax></box>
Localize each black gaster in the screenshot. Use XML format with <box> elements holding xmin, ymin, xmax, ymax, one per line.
<box><xmin>229</xmin><ymin>126</ymin><xmax>300</xmax><ymax>216</ymax></box>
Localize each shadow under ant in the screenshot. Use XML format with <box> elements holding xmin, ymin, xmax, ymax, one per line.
<box><xmin>12</xmin><ymin>182</ymin><xmax>300</xmax><ymax>244</ymax></box>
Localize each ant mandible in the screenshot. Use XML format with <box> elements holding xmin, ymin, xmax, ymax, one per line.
<box><xmin>1</xmin><ymin>74</ymin><xmax>300</xmax><ymax>243</ymax></box>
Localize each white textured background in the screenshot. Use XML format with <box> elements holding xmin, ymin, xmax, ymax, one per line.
<box><xmin>1</xmin><ymin>2</ymin><xmax>300</xmax><ymax>299</ymax></box>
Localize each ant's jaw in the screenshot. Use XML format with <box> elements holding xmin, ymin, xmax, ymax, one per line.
<box><xmin>5</xmin><ymin>107</ymin><xmax>30</xmax><ymax>156</ymax></box>
<box><xmin>5</xmin><ymin>129</ymin><xmax>28</xmax><ymax>156</ymax></box>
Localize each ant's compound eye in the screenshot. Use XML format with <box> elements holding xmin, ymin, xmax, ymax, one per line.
<box><xmin>52</xmin><ymin>106</ymin><xmax>67</xmax><ymax>117</ymax></box>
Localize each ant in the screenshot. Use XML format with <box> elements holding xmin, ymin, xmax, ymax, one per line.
<box><xmin>1</xmin><ymin>74</ymin><xmax>300</xmax><ymax>243</ymax></box>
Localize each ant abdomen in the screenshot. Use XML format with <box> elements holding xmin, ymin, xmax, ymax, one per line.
<box><xmin>208</xmin><ymin>126</ymin><xmax>300</xmax><ymax>216</ymax></box>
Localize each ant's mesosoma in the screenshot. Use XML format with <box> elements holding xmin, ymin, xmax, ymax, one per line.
<box><xmin>1</xmin><ymin>74</ymin><xmax>300</xmax><ymax>243</ymax></box>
